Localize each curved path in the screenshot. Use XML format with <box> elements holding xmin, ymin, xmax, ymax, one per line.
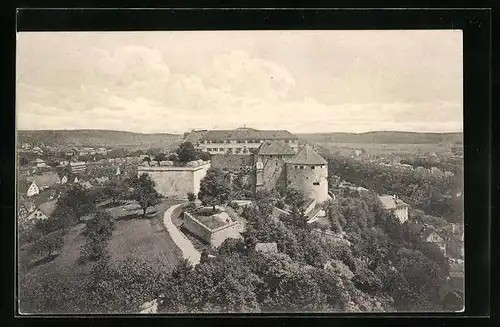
<box><xmin>163</xmin><ymin>203</ymin><xmax>201</xmax><ymax>266</ymax></box>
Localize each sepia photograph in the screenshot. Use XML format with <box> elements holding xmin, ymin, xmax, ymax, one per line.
<box><xmin>16</xmin><ymin>30</ymin><xmax>464</xmax><ymax>314</ymax></box>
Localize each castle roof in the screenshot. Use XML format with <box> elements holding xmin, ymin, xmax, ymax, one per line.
<box><xmin>185</xmin><ymin>128</ymin><xmax>297</xmax><ymax>142</ymax></box>
<box><xmin>258</xmin><ymin>140</ymin><xmax>296</xmax><ymax>156</ymax></box>
<box><xmin>286</xmin><ymin>145</ymin><xmax>327</xmax><ymax>165</ymax></box>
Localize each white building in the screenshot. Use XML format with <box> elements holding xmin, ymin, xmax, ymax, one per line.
<box><xmin>183</xmin><ymin>127</ymin><xmax>299</xmax><ymax>155</ymax></box>
<box><xmin>378</xmin><ymin>194</ymin><xmax>409</xmax><ymax>224</ymax></box>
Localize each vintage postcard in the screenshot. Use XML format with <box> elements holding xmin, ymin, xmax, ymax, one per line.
<box><xmin>16</xmin><ymin>30</ymin><xmax>464</xmax><ymax>314</ymax></box>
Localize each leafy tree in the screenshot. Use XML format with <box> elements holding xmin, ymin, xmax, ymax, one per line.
<box><xmin>31</xmin><ymin>230</ymin><xmax>64</xmax><ymax>258</ymax></box>
<box><xmin>187</xmin><ymin>192</ymin><xmax>196</xmax><ymax>202</ymax></box>
<box><xmin>196</xmin><ymin>150</ymin><xmax>211</xmax><ymax>161</ymax></box>
<box><xmin>154</xmin><ymin>153</ymin><xmax>167</xmax><ymax>162</ymax></box>
<box><xmin>198</xmin><ymin>167</ymin><xmax>230</xmax><ymax>211</ymax></box>
<box><xmin>103</xmin><ymin>180</ymin><xmax>126</xmax><ymax>204</ymax></box>
<box><xmin>80</xmin><ymin>211</ymin><xmax>114</xmax><ymax>261</ymax></box>
<box><xmin>141</xmin><ymin>156</ymin><xmax>151</xmax><ymax>163</ymax></box>
<box><xmin>56</xmin><ymin>184</ymin><xmax>96</xmax><ymax>223</ymax></box>
<box><xmin>127</xmin><ymin>174</ymin><xmax>162</xmax><ymax>217</ymax></box>
<box><xmin>176</xmin><ymin>142</ymin><xmax>197</xmax><ymax>163</ymax></box>
<box><xmin>284</xmin><ymin>188</ymin><xmax>307</xmax><ymax>208</ymax></box>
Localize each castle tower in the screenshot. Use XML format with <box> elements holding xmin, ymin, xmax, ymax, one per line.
<box><xmin>286</xmin><ymin>145</ymin><xmax>329</xmax><ymax>204</ymax></box>
<box><xmin>254</xmin><ymin>140</ymin><xmax>295</xmax><ymax>191</ymax></box>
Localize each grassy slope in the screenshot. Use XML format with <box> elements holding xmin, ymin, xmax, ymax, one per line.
<box><xmin>18</xmin><ymin>199</ymin><xmax>182</xmax><ymax>314</ymax></box>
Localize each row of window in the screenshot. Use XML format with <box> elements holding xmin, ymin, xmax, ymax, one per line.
<box><xmin>203</xmin><ymin>139</ymin><xmax>297</xmax><ymax>144</ymax></box>
<box><xmin>206</xmin><ymin>148</ymin><xmax>250</xmax><ymax>153</ymax></box>
<box><xmin>291</xmin><ymin>165</ymin><xmax>323</xmax><ymax>170</ymax></box>
<box><xmin>288</xmin><ymin>181</ymin><xmax>321</xmax><ymax>186</ymax></box>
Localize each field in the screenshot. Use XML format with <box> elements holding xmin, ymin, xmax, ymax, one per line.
<box><xmin>18</xmin><ymin>199</ymin><xmax>183</xmax><ymax>314</ymax></box>
<box><xmin>317</xmin><ymin>142</ymin><xmax>452</xmax><ymax>156</ymax></box>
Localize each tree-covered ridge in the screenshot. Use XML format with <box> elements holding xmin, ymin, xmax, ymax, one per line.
<box><xmin>158</xmin><ymin>188</ymin><xmax>453</xmax><ymax>313</ymax></box>
<box><xmin>297</xmin><ymin>131</ymin><xmax>462</xmax><ymax>144</ymax></box>
<box><xmin>327</xmin><ymin>156</ymin><xmax>463</xmax><ymax>223</ymax></box>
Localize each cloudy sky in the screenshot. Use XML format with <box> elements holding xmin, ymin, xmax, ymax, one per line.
<box><xmin>17</xmin><ymin>30</ymin><xmax>463</xmax><ymax>134</ymax></box>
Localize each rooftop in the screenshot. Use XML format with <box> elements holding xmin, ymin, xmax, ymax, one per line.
<box><xmin>257</xmin><ymin>140</ymin><xmax>296</xmax><ymax>156</ymax></box>
<box><xmin>184</xmin><ymin>128</ymin><xmax>297</xmax><ymax>142</ymax></box>
<box><xmin>286</xmin><ymin>145</ymin><xmax>327</xmax><ymax>165</ymax></box>
<box><xmin>38</xmin><ymin>200</ymin><xmax>57</xmax><ymax>217</ymax></box>
<box><xmin>27</xmin><ymin>172</ymin><xmax>61</xmax><ymax>188</ymax></box>
<box><xmin>378</xmin><ymin>195</ymin><xmax>409</xmax><ymax>210</ymax></box>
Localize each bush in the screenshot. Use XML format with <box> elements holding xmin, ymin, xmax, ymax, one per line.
<box><xmin>187</xmin><ymin>192</ymin><xmax>196</xmax><ymax>202</ymax></box>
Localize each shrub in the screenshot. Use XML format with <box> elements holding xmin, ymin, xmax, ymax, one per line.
<box><xmin>187</xmin><ymin>192</ymin><xmax>196</xmax><ymax>202</ymax></box>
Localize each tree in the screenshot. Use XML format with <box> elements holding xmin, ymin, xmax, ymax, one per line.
<box><xmin>31</xmin><ymin>230</ymin><xmax>64</xmax><ymax>259</ymax></box>
<box><xmin>196</xmin><ymin>150</ymin><xmax>211</xmax><ymax>161</ymax></box>
<box><xmin>187</xmin><ymin>192</ymin><xmax>196</xmax><ymax>202</ymax></box>
<box><xmin>127</xmin><ymin>174</ymin><xmax>162</xmax><ymax>217</ymax></box>
<box><xmin>142</xmin><ymin>156</ymin><xmax>151</xmax><ymax>163</ymax></box>
<box><xmin>81</xmin><ymin>211</ymin><xmax>114</xmax><ymax>261</ymax></box>
<box><xmin>103</xmin><ymin>180</ymin><xmax>126</xmax><ymax>204</ymax></box>
<box><xmin>154</xmin><ymin>153</ymin><xmax>167</xmax><ymax>162</ymax></box>
<box><xmin>198</xmin><ymin>167</ymin><xmax>230</xmax><ymax>211</ymax></box>
<box><xmin>57</xmin><ymin>184</ymin><xmax>96</xmax><ymax>223</ymax></box>
<box><xmin>176</xmin><ymin>142</ymin><xmax>197</xmax><ymax>163</ymax></box>
<box><xmin>284</xmin><ymin>188</ymin><xmax>307</xmax><ymax>208</ymax></box>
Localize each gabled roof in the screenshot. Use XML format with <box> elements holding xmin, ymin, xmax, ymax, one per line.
<box><xmin>422</xmin><ymin>228</ymin><xmax>445</xmax><ymax>241</ymax></box>
<box><xmin>37</xmin><ymin>200</ymin><xmax>57</xmax><ymax>217</ymax></box>
<box><xmin>28</xmin><ymin>172</ymin><xmax>61</xmax><ymax>188</ymax></box>
<box><xmin>286</xmin><ymin>145</ymin><xmax>327</xmax><ymax>165</ymax></box>
<box><xmin>258</xmin><ymin>140</ymin><xmax>296</xmax><ymax>156</ymax></box>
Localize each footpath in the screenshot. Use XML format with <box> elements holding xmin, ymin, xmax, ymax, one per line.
<box><xmin>163</xmin><ymin>203</ymin><xmax>201</xmax><ymax>266</ymax></box>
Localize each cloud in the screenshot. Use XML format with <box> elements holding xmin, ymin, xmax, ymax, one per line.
<box><xmin>16</xmin><ymin>37</ymin><xmax>463</xmax><ymax>134</ymax></box>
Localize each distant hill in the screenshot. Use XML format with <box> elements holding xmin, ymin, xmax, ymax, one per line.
<box><xmin>296</xmin><ymin>131</ymin><xmax>463</xmax><ymax>144</ymax></box>
<box><xmin>17</xmin><ymin>130</ymin><xmax>183</xmax><ymax>149</ymax></box>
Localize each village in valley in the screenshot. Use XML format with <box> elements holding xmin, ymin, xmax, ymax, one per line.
<box><xmin>17</xmin><ymin>127</ymin><xmax>464</xmax><ymax>314</ymax></box>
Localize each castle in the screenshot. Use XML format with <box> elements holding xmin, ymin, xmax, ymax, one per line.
<box><xmin>178</xmin><ymin>127</ymin><xmax>330</xmax><ymax>204</ymax></box>
<box><xmin>254</xmin><ymin>140</ymin><xmax>329</xmax><ymax>204</ymax></box>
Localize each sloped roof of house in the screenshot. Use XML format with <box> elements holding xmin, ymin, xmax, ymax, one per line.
<box><xmin>286</xmin><ymin>145</ymin><xmax>327</xmax><ymax>165</ymax></box>
<box><xmin>258</xmin><ymin>140</ymin><xmax>296</xmax><ymax>156</ymax></box>
<box><xmin>422</xmin><ymin>228</ymin><xmax>445</xmax><ymax>241</ymax></box>
<box><xmin>18</xmin><ymin>197</ymin><xmax>35</xmax><ymax>210</ymax></box>
<box><xmin>37</xmin><ymin>200</ymin><xmax>57</xmax><ymax>217</ymax></box>
<box><xmin>196</xmin><ymin>128</ymin><xmax>297</xmax><ymax>141</ymax></box>
<box><xmin>28</xmin><ymin>172</ymin><xmax>61</xmax><ymax>188</ymax></box>
<box><xmin>378</xmin><ymin>195</ymin><xmax>409</xmax><ymax>210</ymax></box>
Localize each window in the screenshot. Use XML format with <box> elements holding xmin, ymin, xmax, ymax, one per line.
<box><xmin>313</xmin><ymin>182</ymin><xmax>320</xmax><ymax>185</ymax></box>
<box><xmin>276</xmin><ymin>162</ymin><xmax>278</xmax><ymax>166</ymax></box>
<box><xmin>311</xmin><ymin>166</ymin><xmax>315</xmax><ymax>169</ymax></box>
<box><xmin>219</xmin><ymin>148</ymin><xmax>224</xmax><ymax>152</ymax></box>
<box><xmin>288</xmin><ymin>181</ymin><xmax>292</xmax><ymax>184</ymax></box>
<box><xmin>300</xmin><ymin>166</ymin><xmax>304</xmax><ymax>169</ymax></box>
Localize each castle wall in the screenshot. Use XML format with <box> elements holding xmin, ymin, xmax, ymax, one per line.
<box><xmin>286</xmin><ymin>163</ymin><xmax>329</xmax><ymax>204</ymax></box>
<box><xmin>255</xmin><ymin>155</ymin><xmax>290</xmax><ymax>191</ymax></box>
<box><xmin>138</xmin><ymin>162</ymin><xmax>210</xmax><ymax>199</ymax></box>
<box><xmin>210</xmin><ymin>222</ymin><xmax>245</xmax><ymax>248</ymax></box>
<box><xmin>182</xmin><ymin>211</ymin><xmax>244</xmax><ymax>247</ymax></box>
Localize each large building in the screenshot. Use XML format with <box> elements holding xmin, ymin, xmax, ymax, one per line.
<box><xmin>254</xmin><ymin>141</ymin><xmax>330</xmax><ymax>205</ymax></box>
<box><xmin>183</xmin><ymin>127</ymin><xmax>299</xmax><ymax>155</ymax></box>
<box><xmin>137</xmin><ymin>160</ymin><xmax>210</xmax><ymax>200</ymax></box>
